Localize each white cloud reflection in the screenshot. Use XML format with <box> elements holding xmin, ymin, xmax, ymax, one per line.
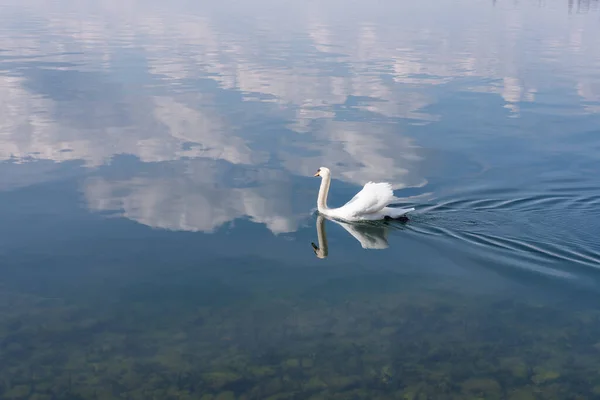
<box><xmin>0</xmin><ymin>0</ymin><xmax>599</xmax><ymax>233</ymax></box>
<box><xmin>83</xmin><ymin>167</ymin><xmax>300</xmax><ymax>234</ymax></box>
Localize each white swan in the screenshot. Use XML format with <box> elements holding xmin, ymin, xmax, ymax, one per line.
<box><xmin>314</xmin><ymin>167</ymin><xmax>414</xmax><ymax>221</ymax></box>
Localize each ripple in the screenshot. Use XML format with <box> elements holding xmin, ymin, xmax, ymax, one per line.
<box><xmin>420</xmin><ymin>191</ymin><xmax>600</xmax><ymax>214</ymax></box>
<box><xmin>466</xmin><ymin>232</ymin><xmax>600</xmax><ymax>268</ymax></box>
<box><xmin>406</xmin><ymin>188</ymin><xmax>600</xmax><ymax>276</ymax></box>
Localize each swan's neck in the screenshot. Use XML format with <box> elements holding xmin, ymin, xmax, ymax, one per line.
<box><xmin>317</xmin><ymin>175</ymin><xmax>331</xmax><ymax>213</ymax></box>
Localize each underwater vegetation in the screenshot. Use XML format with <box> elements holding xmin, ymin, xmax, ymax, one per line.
<box><xmin>1</xmin><ymin>274</ymin><xmax>600</xmax><ymax>400</ymax></box>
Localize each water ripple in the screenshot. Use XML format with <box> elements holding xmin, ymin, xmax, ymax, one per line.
<box><xmin>417</xmin><ymin>192</ymin><xmax>600</xmax><ymax>214</ymax></box>
<box><xmin>405</xmin><ymin>189</ymin><xmax>600</xmax><ymax>275</ymax></box>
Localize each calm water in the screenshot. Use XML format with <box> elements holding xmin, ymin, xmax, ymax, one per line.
<box><xmin>1</xmin><ymin>0</ymin><xmax>600</xmax><ymax>399</ymax></box>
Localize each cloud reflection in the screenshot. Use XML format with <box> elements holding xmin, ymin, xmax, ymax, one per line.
<box><xmin>83</xmin><ymin>164</ymin><xmax>300</xmax><ymax>234</ymax></box>
<box><xmin>0</xmin><ymin>0</ymin><xmax>599</xmax><ymax>234</ymax></box>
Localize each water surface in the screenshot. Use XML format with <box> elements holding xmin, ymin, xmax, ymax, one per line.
<box><xmin>1</xmin><ymin>0</ymin><xmax>600</xmax><ymax>399</ymax></box>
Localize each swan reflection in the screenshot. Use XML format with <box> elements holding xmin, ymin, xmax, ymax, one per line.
<box><xmin>312</xmin><ymin>214</ymin><xmax>401</xmax><ymax>258</ymax></box>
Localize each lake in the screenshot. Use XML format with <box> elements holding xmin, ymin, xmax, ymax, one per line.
<box><xmin>1</xmin><ymin>0</ymin><xmax>600</xmax><ymax>399</ymax></box>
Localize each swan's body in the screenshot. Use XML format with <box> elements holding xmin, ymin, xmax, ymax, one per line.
<box><xmin>314</xmin><ymin>167</ymin><xmax>414</xmax><ymax>221</ymax></box>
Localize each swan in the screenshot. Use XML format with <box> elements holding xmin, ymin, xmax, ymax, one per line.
<box><xmin>314</xmin><ymin>167</ymin><xmax>415</xmax><ymax>221</ymax></box>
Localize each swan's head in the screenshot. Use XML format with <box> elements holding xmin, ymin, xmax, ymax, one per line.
<box><xmin>313</xmin><ymin>167</ymin><xmax>330</xmax><ymax>178</ymax></box>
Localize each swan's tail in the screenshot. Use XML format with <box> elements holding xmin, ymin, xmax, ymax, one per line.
<box><xmin>384</xmin><ymin>206</ymin><xmax>415</xmax><ymax>219</ymax></box>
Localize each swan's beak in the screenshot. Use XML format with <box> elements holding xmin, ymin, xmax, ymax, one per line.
<box><xmin>314</xmin><ymin>171</ymin><xmax>320</xmax><ymax>177</ymax></box>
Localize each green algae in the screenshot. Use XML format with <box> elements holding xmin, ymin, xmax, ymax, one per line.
<box><xmin>499</xmin><ymin>357</ymin><xmax>529</xmax><ymax>379</ymax></box>
<box><xmin>283</xmin><ymin>358</ymin><xmax>300</xmax><ymax>368</ymax></box>
<box><xmin>215</xmin><ymin>391</ymin><xmax>236</xmax><ymax>400</ymax></box>
<box><xmin>1</xmin><ymin>278</ymin><xmax>600</xmax><ymax>400</ymax></box>
<box><xmin>247</xmin><ymin>365</ymin><xmax>276</xmax><ymax>378</ymax></box>
<box><xmin>304</xmin><ymin>376</ymin><xmax>327</xmax><ymax>391</ymax></box>
<box><xmin>5</xmin><ymin>385</ymin><xmax>30</xmax><ymax>399</ymax></box>
<box><xmin>507</xmin><ymin>387</ymin><xmax>537</xmax><ymax>400</ymax></box>
<box><xmin>203</xmin><ymin>371</ymin><xmax>243</xmax><ymax>389</ymax></box>
<box><xmin>531</xmin><ymin>367</ymin><xmax>560</xmax><ymax>384</ymax></box>
<box><xmin>461</xmin><ymin>377</ymin><xmax>502</xmax><ymax>399</ymax></box>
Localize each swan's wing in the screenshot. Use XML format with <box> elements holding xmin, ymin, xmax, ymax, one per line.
<box><xmin>340</xmin><ymin>182</ymin><xmax>396</xmax><ymax>216</ymax></box>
